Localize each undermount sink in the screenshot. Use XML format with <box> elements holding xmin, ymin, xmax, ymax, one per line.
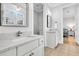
<box><xmin>26</xmin><ymin>35</ymin><xmax>38</xmax><ymax>37</ymax></box>
<box><xmin>12</xmin><ymin>35</ymin><xmax>38</xmax><ymax>42</ymax></box>
<box><xmin>12</xmin><ymin>37</ymin><xmax>26</xmax><ymax>42</ymax></box>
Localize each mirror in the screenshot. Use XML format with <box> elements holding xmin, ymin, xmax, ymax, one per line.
<box><xmin>47</xmin><ymin>15</ymin><xmax>52</xmax><ymax>28</ymax></box>
<box><xmin>1</xmin><ymin>3</ymin><xmax>28</xmax><ymax>27</ymax></box>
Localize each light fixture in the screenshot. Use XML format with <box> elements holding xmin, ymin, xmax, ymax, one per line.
<box><xmin>16</xmin><ymin>6</ymin><xmax>21</xmax><ymax>11</ymax></box>
<box><xmin>67</xmin><ymin>24</ymin><xmax>74</xmax><ymax>29</ymax></box>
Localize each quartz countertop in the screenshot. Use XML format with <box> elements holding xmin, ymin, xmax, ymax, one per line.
<box><xmin>0</xmin><ymin>35</ymin><xmax>43</xmax><ymax>52</ymax></box>
<box><xmin>46</xmin><ymin>29</ymin><xmax>58</xmax><ymax>33</ymax></box>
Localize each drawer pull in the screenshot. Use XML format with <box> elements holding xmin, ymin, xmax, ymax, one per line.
<box><xmin>31</xmin><ymin>52</ymin><xmax>34</xmax><ymax>55</ymax></box>
<box><xmin>29</xmin><ymin>54</ymin><xmax>31</xmax><ymax>56</ymax></box>
<box><xmin>29</xmin><ymin>54</ymin><xmax>32</xmax><ymax>56</ymax></box>
<box><xmin>29</xmin><ymin>52</ymin><xmax>34</xmax><ymax>56</ymax></box>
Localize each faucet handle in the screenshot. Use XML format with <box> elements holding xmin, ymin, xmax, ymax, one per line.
<box><xmin>18</xmin><ymin>31</ymin><xmax>22</xmax><ymax>34</ymax></box>
<box><xmin>17</xmin><ymin>31</ymin><xmax>22</xmax><ymax>37</ymax></box>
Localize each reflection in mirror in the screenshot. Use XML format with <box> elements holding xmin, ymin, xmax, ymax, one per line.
<box><xmin>0</xmin><ymin>3</ymin><xmax>1</xmax><ymax>26</ymax></box>
<box><xmin>1</xmin><ymin>3</ymin><xmax>28</xmax><ymax>27</ymax></box>
<box><xmin>47</xmin><ymin>15</ymin><xmax>52</xmax><ymax>28</ymax></box>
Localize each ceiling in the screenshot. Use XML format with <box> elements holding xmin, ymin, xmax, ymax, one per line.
<box><xmin>47</xmin><ymin>3</ymin><xmax>65</xmax><ymax>8</ymax></box>
<box><xmin>34</xmin><ymin>3</ymin><xmax>43</xmax><ymax>12</ymax></box>
<box><xmin>47</xmin><ymin>3</ymin><xmax>71</xmax><ymax>11</ymax></box>
<box><xmin>12</xmin><ymin>3</ymin><xmax>26</xmax><ymax>9</ymax></box>
<box><xmin>63</xmin><ymin>5</ymin><xmax>76</xmax><ymax>18</ymax></box>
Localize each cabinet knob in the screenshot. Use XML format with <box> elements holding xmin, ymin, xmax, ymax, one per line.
<box><xmin>31</xmin><ymin>52</ymin><xmax>34</xmax><ymax>55</ymax></box>
<box><xmin>29</xmin><ymin>54</ymin><xmax>32</xmax><ymax>56</ymax></box>
<box><xmin>29</xmin><ymin>52</ymin><xmax>34</xmax><ymax>56</ymax></box>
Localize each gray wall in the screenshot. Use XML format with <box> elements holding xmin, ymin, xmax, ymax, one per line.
<box><xmin>34</xmin><ymin>11</ymin><xmax>39</xmax><ymax>34</ymax></box>
<box><xmin>34</xmin><ymin>4</ymin><xmax>43</xmax><ymax>35</ymax></box>
<box><xmin>34</xmin><ymin>11</ymin><xmax>43</xmax><ymax>35</ymax></box>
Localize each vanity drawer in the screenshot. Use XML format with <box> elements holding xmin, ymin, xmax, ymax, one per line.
<box><xmin>24</xmin><ymin>46</ymin><xmax>43</xmax><ymax>56</ymax></box>
<box><xmin>17</xmin><ymin>40</ymin><xmax>38</xmax><ymax>56</ymax></box>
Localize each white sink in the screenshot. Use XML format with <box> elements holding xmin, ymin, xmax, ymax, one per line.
<box><xmin>26</xmin><ymin>35</ymin><xmax>38</xmax><ymax>37</ymax></box>
<box><xmin>12</xmin><ymin>35</ymin><xmax>38</xmax><ymax>42</ymax></box>
<box><xmin>12</xmin><ymin>37</ymin><xmax>26</xmax><ymax>42</ymax></box>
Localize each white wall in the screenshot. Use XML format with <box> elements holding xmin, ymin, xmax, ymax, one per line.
<box><xmin>63</xmin><ymin>17</ymin><xmax>75</xmax><ymax>30</ymax></box>
<box><xmin>63</xmin><ymin>5</ymin><xmax>76</xmax><ymax>18</ymax></box>
<box><xmin>52</xmin><ymin>7</ymin><xmax>63</xmax><ymax>44</ymax></box>
<box><xmin>63</xmin><ymin>6</ymin><xmax>76</xmax><ymax>31</ymax></box>
<box><xmin>75</xmin><ymin>4</ymin><xmax>79</xmax><ymax>44</ymax></box>
<box><xmin>43</xmin><ymin>4</ymin><xmax>49</xmax><ymax>46</ymax></box>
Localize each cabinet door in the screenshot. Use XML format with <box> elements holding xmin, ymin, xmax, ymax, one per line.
<box><xmin>39</xmin><ymin>38</ymin><xmax>44</xmax><ymax>46</ymax></box>
<box><xmin>32</xmin><ymin>46</ymin><xmax>44</xmax><ymax>56</ymax></box>
<box><xmin>24</xmin><ymin>52</ymin><xmax>32</xmax><ymax>56</ymax></box>
<box><xmin>17</xmin><ymin>40</ymin><xmax>38</xmax><ymax>56</ymax></box>
<box><xmin>46</xmin><ymin>32</ymin><xmax>56</xmax><ymax>48</ymax></box>
<box><xmin>25</xmin><ymin>46</ymin><xmax>44</xmax><ymax>56</ymax></box>
<box><xmin>0</xmin><ymin>48</ymin><xmax>16</xmax><ymax>56</ymax></box>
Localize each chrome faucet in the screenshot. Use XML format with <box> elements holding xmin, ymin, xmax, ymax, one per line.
<box><xmin>17</xmin><ymin>31</ymin><xmax>22</xmax><ymax>37</ymax></box>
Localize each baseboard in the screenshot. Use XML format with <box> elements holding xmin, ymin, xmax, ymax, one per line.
<box><xmin>54</xmin><ymin>44</ymin><xmax>59</xmax><ymax>49</ymax></box>
<box><xmin>55</xmin><ymin>43</ymin><xmax>62</xmax><ymax>49</ymax></box>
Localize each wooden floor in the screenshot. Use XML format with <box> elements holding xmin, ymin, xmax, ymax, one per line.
<box><xmin>64</xmin><ymin>36</ymin><xmax>76</xmax><ymax>45</ymax></box>
<box><xmin>44</xmin><ymin>36</ymin><xmax>79</xmax><ymax>56</ymax></box>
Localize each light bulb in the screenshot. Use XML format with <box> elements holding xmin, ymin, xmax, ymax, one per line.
<box><xmin>16</xmin><ymin>6</ymin><xmax>21</xmax><ymax>11</ymax></box>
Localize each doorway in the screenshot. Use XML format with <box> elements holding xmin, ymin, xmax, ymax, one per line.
<box><xmin>63</xmin><ymin>5</ymin><xmax>76</xmax><ymax>45</ymax></box>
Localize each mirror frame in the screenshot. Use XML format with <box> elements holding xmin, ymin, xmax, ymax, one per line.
<box><xmin>0</xmin><ymin>3</ymin><xmax>29</xmax><ymax>27</ymax></box>
<box><xmin>47</xmin><ymin>14</ymin><xmax>52</xmax><ymax>28</ymax></box>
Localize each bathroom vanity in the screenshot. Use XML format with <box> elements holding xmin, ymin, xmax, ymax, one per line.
<box><xmin>0</xmin><ymin>3</ymin><xmax>44</xmax><ymax>56</ymax></box>
<box><xmin>46</xmin><ymin>29</ymin><xmax>58</xmax><ymax>48</ymax></box>
<box><xmin>0</xmin><ymin>35</ymin><xmax>44</xmax><ymax>56</ymax></box>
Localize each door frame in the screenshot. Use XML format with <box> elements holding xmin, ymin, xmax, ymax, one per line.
<box><xmin>62</xmin><ymin>3</ymin><xmax>78</xmax><ymax>44</ymax></box>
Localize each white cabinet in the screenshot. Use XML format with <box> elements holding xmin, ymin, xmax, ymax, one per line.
<box><xmin>24</xmin><ymin>37</ymin><xmax>44</xmax><ymax>56</ymax></box>
<box><xmin>38</xmin><ymin>38</ymin><xmax>44</xmax><ymax>55</ymax></box>
<box><xmin>24</xmin><ymin>51</ymin><xmax>32</xmax><ymax>56</ymax></box>
<box><xmin>0</xmin><ymin>48</ymin><xmax>16</xmax><ymax>56</ymax></box>
<box><xmin>0</xmin><ymin>37</ymin><xmax>44</xmax><ymax>56</ymax></box>
<box><xmin>34</xmin><ymin>37</ymin><xmax>44</xmax><ymax>56</ymax></box>
<box><xmin>46</xmin><ymin>31</ymin><xmax>58</xmax><ymax>48</ymax></box>
<box><xmin>36</xmin><ymin>46</ymin><xmax>44</xmax><ymax>56</ymax></box>
<box><xmin>17</xmin><ymin>40</ymin><xmax>38</xmax><ymax>56</ymax></box>
<box><xmin>25</xmin><ymin>47</ymin><xmax>43</xmax><ymax>56</ymax></box>
<box><xmin>32</xmin><ymin>46</ymin><xmax>43</xmax><ymax>56</ymax></box>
